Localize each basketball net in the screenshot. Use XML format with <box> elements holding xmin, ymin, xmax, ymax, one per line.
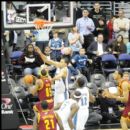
<box><xmin>33</xmin><ymin>19</ymin><xmax>53</xmax><ymax>30</ymax></box>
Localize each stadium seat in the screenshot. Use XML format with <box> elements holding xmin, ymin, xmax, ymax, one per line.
<box><xmin>107</xmin><ymin>73</ymin><xmax>118</xmax><ymax>86</ymax></box>
<box><xmin>87</xmin><ymin>82</ymin><xmax>98</xmax><ymax>96</ymax></box>
<box><xmin>101</xmin><ymin>54</ymin><xmax>117</xmax><ymax>75</ymax></box>
<box><xmin>118</xmin><ymin>53</ymin><xmax>130</xmax><ymax>72</ymax></box>
<box><xmin>90</xmin><ymin>73</ymin><xmax>106</xmax><ymax>88</ymax></box>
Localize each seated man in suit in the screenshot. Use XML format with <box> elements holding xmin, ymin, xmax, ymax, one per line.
<box><xmin>87</xmin><ymin>33</ymin><xmax>108</xmax><ymax>72</ymax></box>
<box><xmin>87</xmin><ymin>33</ymin><xmax>108</xmax><ymax>57</ymax></box>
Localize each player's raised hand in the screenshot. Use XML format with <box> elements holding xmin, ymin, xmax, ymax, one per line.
<box><xmin>34</xmin><ymin>46</ymin><xmax>42</xmax><ymax>54</ymax></box>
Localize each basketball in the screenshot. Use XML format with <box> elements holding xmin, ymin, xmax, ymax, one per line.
<box><xmin>23</xmin><ymin>74</ymin><xmax>34</xmax><ymax>85</ymax></box>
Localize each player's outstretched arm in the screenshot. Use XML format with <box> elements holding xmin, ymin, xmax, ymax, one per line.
<box><xmin>68</xmin><ymin>103</ymin><xmax>79</xmax><ymax>130</ymax></box>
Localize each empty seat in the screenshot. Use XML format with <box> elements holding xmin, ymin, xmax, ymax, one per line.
<box><xmin>101</xmin><ymin>54</ymin><xmax>117</xmax><ymax>75</ymax></box>
<box><xmin>90</xmin><ymin>73</ymin><xmax>106</xmax><ymax>88</ymax></box>
<box><xmin>118</xmin><ymin>53</ymin><xmax>130</xmax><ymax>71</ymax></box>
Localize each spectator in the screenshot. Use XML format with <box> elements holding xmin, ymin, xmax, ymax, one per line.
<box><xmin>71</xmin><ymin>48</ymin><xmax>92</xmax><ymax>81</ymax></box>
<box><xmin>94</xmin><ymin>17</ymin><xmax>109</xmax><ymax>44</ymax></box>
<box><xmin>24</xmin><ymin>30</ymin><xmax>32</xmax><ymax>45</ymax></box>
<box><xmin>107</xmin><ymin>15</ymin><xmax>117</xmax><ymax>41</ymax></box>
<box><xmin>19</xmin><ymin>43</ymin><xmax>43</xmax><ymax>76</ymax></box>
<box><xmin>87</xmin><ymin>33</ymin><xmax>108</xmax><ymax>57</ymax></box>
<box><xmin>76</xmin><ymin>9</ymin><xmax>95</xmax><ymax>52</ymax></box>
<box><xmin>7</xmin><ymin>30</ymin><xmax>18</xmax><ymax>51</ymax></box>
<box><xmin>108</xmin><ymin>34</ymin><xmax>127</xmax><ymax>57</ymax></box>
<box><xmin>113</xmin><ymin>9</ymin><xmax>130</xmax><ymax>44</ymax></box>
<box><xmin>73</xmin><ymin>2</ymin><xmax>82</xmax><ymax>25</ymax></box>
<box><xmin>68</xmin><ymin>26</ymin><xmax>83</xmax><ymax>57</ymax></box>
<box><xmin>89</xmin><ymin>2</ymin><xmax>106</xmax><ymax>29</ymax></box>
<box><xmin>7</xmin><ymin>2</ymin><xmax>16</xmax><ymax>24</ymax></box>
<box><xmin>43</xmin><ymin>46</ymin><xmax>52</xmax><ymax>60</ymax></box>
<box><xmin>33</xmin><ymin>16</ymin><xmax>52</xmax><ymax>53</ymax></box>
<box><xmin>53</xmin><ymin>1</ymin><xmax>68</xmax><ymax>22</ymax></box>
<box><xmin>3</xmin><ymin>30</ymin><xmax>11</xmax><ymax>64</ymax></box>
<box><xmin>49</xmin><ymin>30</ymin><xmax>64</xmax><ymax>61</ymax></box>
<box><xmin>126</xmin><ymin>42</ymin><xmax>130</xmax><ymax>54</ymax></box>
<box><xmin>87</xmin><ymin>33</ymin><xmax>108</xmax><ymax>73</ymax></box>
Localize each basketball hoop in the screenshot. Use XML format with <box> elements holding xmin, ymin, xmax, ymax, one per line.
<box><xmin>33</xmin><ymin>19</ymin><xmax>53</xmax><ymax>30</ymax></box>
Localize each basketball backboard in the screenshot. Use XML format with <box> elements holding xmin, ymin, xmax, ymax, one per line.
<box><xmin>2</xmin><ymin>1</ymin><xmax>74</xmax><ymax>29</ymax></box>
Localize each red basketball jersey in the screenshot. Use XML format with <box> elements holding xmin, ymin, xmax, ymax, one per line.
<box><xmin>33</xmin><ymin>100</ymin><xmax>54</xmax><ymax>112</ymax></box>
<box><xmin>37</xmin><ymin>110</ymin><xmax>57</xmax><ymax>130</ymax></box>
<box><xmin>37</xmin><ymin>77</ymin><xmax>53</xmax><ymax>101</ymax></box>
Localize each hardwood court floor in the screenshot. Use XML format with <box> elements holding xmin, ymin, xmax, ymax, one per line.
<box><xmin>85</xmin><ymin>123</ymin><xmax>130</xmax><ymax>130</ymax></box>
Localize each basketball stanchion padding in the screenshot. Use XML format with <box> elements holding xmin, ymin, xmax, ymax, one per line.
<box><xmin>19</xmin><ymin>125</ymin><xmax>33</xmax><ymax>130</ymax></box>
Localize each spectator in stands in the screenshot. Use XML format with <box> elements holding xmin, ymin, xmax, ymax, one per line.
<box><xmin>94</xmin><ymin>17</ymin><xmax>109</xmax><ymax>44</ymax></box>
<box><xmin>61</xmin><ymin>47</ymin><xmax>73</xmax><ymax>60</ymax></box>
<box><xmin>53</xmin><ymin>1</ymin><xmax>68</xmax><ymax>22</ymax></box>
<box><xmin>3</xmin><ymin>30</ymin><xmax>11</xmax><ymax>64</ymax></box>
<box><xmin>87</xmin><ymin>33</ymin><xmax>108</xmax><ymax>73</ymax></box>
<box><xmin>68</xmin><ymin>26</ymin><xmax>83</xmax><ymax>57</ymax></box>
<box><xmin>126</xmin><ymin>42</ymin><xmax>130</xmax><ymax>54</ymax></box>
<box><xmin>71</xmin><ymin>48</ymin><xmax>92</xmax><ymax>81</ymax></box>
<box><xmin>7</xmin><ymin>30</ymin><xmax>18</xmax><ymax>51</ymax></box>
<box><xmin>19</xmin><ymin>43</ymin><xmax>43</xmax><ymax>76</ymax></box>
<box><xmin>108</xmin><ymin>34</ymin><xmax>127</xmax><ymax>58</ymax></box>
<box><xmin>129</xmin><ymin>19</ymin><xmax>130</xmax><ymax>41</ymax></box>
<box><xmin>107</xmin><ymin>15</ymin><xmax>117</xmax><ymax>41</ymax></box>
<box><xmin>24</xmin><ymin>30</ymin><xmax>33</xmax><ymax>45</ymax></box>
<box><xmin>113</xmin><ymin>9</ymin><xmax>130</xmax><ymax>44</ymax></box>
<box><xmin>33</xmin><ymin>15</ymin><xmax>52</xmax><ymax>53</ymax></box>
<box><xmin>73</xmin><ymin>2</ymin><xmax>82</xmax><ymax>25</ymax></box>
<box><xmin>43</xmin><ymin>46</ymin><xmax>52</xmax><ymax>60</ymax></box>
<box><xmin>87</xmin><ymin>33</ymin><xmax>108</xmax><ymax>57</ymax></box>
<box><xmin>7</xmin><ymin>2</ymin><xmax>16</xmax><ymax>24</ymax></box>
<box><xmin>49</xmin><ymin>30</ymin><xmax>64</xmax><ymax>61</ymax></box>
<box><xmin>89</xmin><ymin>2</ymin><xmax>106</xmax><ymax>29</ymax></box>
<box><xmin>76</xmin><ymin>9</ymin><xmax>95</xmax><ymax>52</ymax></box>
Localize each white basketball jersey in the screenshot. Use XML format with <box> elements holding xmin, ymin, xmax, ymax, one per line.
<box><xmin>74</xmin><ymin>87</ymin><xmax>89</xmax><ymax>130</ymax></box>
<box><xmin>56</xmin><ymin>99</ymin><xmax>77</xmax><ymax>120</ymax></box>
<box><xmin>76</xmin><ymin>87</ymin><xmax>89</xmax><ymax>108</ymax></box>
<box><xmin>54</xmin><ymin>67</ymin><xmax>69</xmax><ymax>94</ymax></box>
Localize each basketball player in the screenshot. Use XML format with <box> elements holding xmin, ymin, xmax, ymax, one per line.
<box><xmin>74</xmin><ymin>75</ymin><xmax>95</xmax><ymax>130</ymax></box>
<box><xmin>35</xmin><ymin>46</ymin><xmax>70</xmax><ymax>106</ymax></box>
<box><xmin>33</xmin><ymin>100</ymin><xmax>63</xmax><ymax>130</ymax></box>
<box><xmin>55</xmin><ymin>90</ymin><xmax>81</xmax><ymax>130</ymax></box>
<box><xmin>103</xmin><ymin>71</ymin><xmax>130</xmax><ymax>130</ymax></box>
<box><xmin>31</xmin><ymin>69</ymin><xmax>54</xmax><ymax>109</ymax></box>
